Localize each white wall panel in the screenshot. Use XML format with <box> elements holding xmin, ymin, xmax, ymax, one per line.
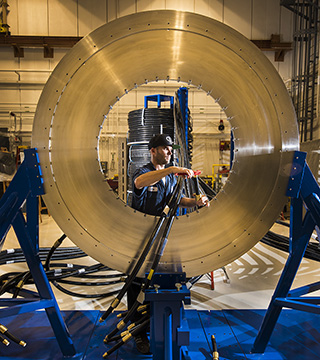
<box><xmin>280</xmin><ymin>4</ymin><xmax>293</xmax><ymax>41</ymax></box>
<box><xmin>137</xmin><ymin>0</ymin><xmax>166</xmax><ymax>12</ymax></box>
<box><xmin>193</xmin><ymin>135</ymin><xmax>220</xmax><ymax>175</ymax></box>
<box><xmin>0</xmin><ymin>0</ymin><xmax>296</xmax><ymax>150</ymax></box>
<box><xmin>0</xmin><ymin>49</ymin><xmax>20</xmax><ymax>69</ymax></box>
<box><xmin>166</xmin><ymin>0</ymin><xmax>194</xmax><ymax>12</ymax></box>
<box><xmin>78</xmin><ymin>0</ymin><xmax>107</xmax><ymax>36</ymax></box>
<box><xmin>107</xmin><ymin>0</ymin><xmax>117</xmax><ymax>22</ymax></box>
<box><xmin>48</xmin><ymin>0</ymin><xmax>78</xmax><ymax>36</ymax></box>
<box><xmin>195</xmin><ymin>0</ymin><xmax>223</xmax><ymax>21</ymax></box>
<box><xmin>224</xmin><ymin>0</ymin><xmax>252</xmax><ymax>39</ymax></box>
<box><xmin>252</xmin><ymin>0</ymin><xmax>280</xmax><ymax>39</ymax></box>
<box><xmin>20</xmin><ymin>49</ymin><xmax>50</xmax><ymax>70</ymax></box>
<box><xmin>17</xmin><ymin>0</ymin><xmax>48</xmax><ymax>35</ymax></box>
<box><xmin>118</xmin><ymin>0</ymin><xmax>136</xmax><ymax>17</ymax></box>
<box><xmin>20</xmin><ymin>90</ymin><xmax>42</xmax><ymax>105</ymax></box>
<box><xmin>0</xmin><ymin>90</ymin><xmax>20</xmax><ymax>104</ymax></box>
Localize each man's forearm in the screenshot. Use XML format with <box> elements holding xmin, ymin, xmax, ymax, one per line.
<box><xmin>134</xmin><ymin>168</ymin><xmax>172</xmax><ymax>189</ymax></box>
<box><xmin>179</xmin><ymin>197</ymin><xmax>196</xmax><ymax>208</ymax></box>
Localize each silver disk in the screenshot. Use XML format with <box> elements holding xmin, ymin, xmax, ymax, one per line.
<box><xmin>32</xmin><ymin>10</ymin><xmax>299</xmax><ymax>277</ymax></box>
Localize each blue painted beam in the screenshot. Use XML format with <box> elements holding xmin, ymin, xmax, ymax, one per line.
<box><xmin>252</xmin><ymin>150</ymin><xmax>320</xmax><ymax>353</ymax></box>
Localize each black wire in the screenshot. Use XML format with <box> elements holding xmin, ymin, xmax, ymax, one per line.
<box><xmin>0</xmin><ymin>234</ymin><xmax>126</xmax><ymax>299</ymax></box>
<box><xmin>261</xmin><ymin>230</ymin><xmax>320</xmax><ymax>262</ymax></box>
<box><xmin>50</xmin><ymin>282</ymin><xmax>121</xmax><ymax>299</ymax></box>
<box><xmin>128</xmin><ymin>108</ymin><xmax>174</xmax><ymax>143</ymax></box>
<box><xmin>57</xmin><ymin>278</ymin><xmax>122</xmax><ymax>287</ymax></box>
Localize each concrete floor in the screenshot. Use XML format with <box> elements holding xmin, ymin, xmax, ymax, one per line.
<box><xmin>1</xmin><ymin>215</ymin><xmax>320</xmax><ymax>359</ymax></box>
<box><xmin>1</xmin><ymin>214</ymin><xmax>320</xmax><ymax>312</ymax></box>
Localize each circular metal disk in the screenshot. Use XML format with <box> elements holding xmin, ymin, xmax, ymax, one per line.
<box><xmin>32</xmin><ymin>10</ymin><xmax>299</xmax><ymax>277</ymax></box>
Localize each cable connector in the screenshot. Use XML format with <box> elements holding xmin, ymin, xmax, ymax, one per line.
<box><xmin>211</xmin><ymin>335</ymin><xmax>219</xmax><ymax>360</ymax></box>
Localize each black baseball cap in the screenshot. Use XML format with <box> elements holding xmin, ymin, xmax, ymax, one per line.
<box><xmin>148</xmin><ymin>134</ymin><xmax>181</xmax><ymax>150</ymax></box>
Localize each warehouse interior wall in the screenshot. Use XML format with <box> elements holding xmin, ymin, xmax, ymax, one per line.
<box><xmin>0</xmin><ymin>0</ymin><xmax>297</xmax><ymax>180</ymax></box>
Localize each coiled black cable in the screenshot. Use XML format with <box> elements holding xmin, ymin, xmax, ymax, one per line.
<box><xmin>261</xmin><ymin>230</ymin><xmax>320</xmax><ymax>262</ymax></box>
<box><xmin>0</xmin><ymin>235</ymin><xmax>126</xmax><ymax>299</ymax></box>
<box><xmin>128</xmin><ymin>108</ymin><xmax>174</xmax><ymax>144</ymax></box>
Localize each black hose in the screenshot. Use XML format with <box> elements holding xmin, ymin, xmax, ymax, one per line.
<box><xmin>0</xmin><ymin>233</ymin><xmax>125</xmax><ymax>299</ymax></box>
<box><xmin>0</xmin><ymin>324</ymin><xmax>26</xmax><ymax>347</ymax></box>
<box><xmin>103</xmin><ymin>318</ymin><xmax>150</xmax><ymax>358</ymax></box>
<box><xmin>104</xmin><ymin>179</ymin><xmax>183</xmax><ymax>341</ymax></box>
<box><xmin>211</xmin><ymin>335</ymin><xmax>219</xmax><ymax>360</ymax></box>
<box><xmin>99</xmin><ymin>177</ymin><xmax>183</xmax><ymax>323</ymax></box>
<box><xmin>44</xmin><ymin>234</ymin><xmax>66</xmax><ymax>271</ymax></box>
<box><xmin>261</xmin><ymin>230</ymin><xmax>320</xmax><ymax>262</ymax></box>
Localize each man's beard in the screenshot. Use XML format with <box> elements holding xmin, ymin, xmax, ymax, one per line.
<box><xmin>155</xmin><ymin>152</ymin><xmax>170</xmax><ymax>165</ymax></box>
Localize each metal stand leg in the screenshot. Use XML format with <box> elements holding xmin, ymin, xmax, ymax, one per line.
<box><xmin>0</xmin><ymin>148</ymin><xmax>77</xmax><ymax>358</ymax></box>
<box><xmin>252</xmin><ymin>197</ymin><xmax>314</xmax><ymax>352</ymax></box>
<box><xmin>252</xmin><ymin>151</ymin><xmax>320</xmax><ymax>353</ymax></box>
<box><xmin>145</xmin><ymin>273</ymin><xmax>190</xmax><ymax>360</ymax></box>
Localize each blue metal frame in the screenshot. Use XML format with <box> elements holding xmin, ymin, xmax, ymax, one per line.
<box><xmin>176</xmin><ymin>87</ymin><xmax>189</xmax><ymax>158</ymax></box>
<box><xmin>252</xmin><ymin>150</ymin><xmax>320</xmax><ymax>353</ymax></box>
<box><xmin>146</xmin><ymin>273</ymin><xmax>191</xmax><ymax>360</ymax></box>
<box><xmin>144</xmin><ymin>94</ymin><xmax>174</xmax><ymax>109</ymax></box>
<box><xmin>176</xmin><ymin>87</ymin><xmax>189</xmax><ymax>216</ymax></box>
<box><xmin>0</xmin><ymin>148</ymin><xmax>77</xmax><ymax>358</ymax></box>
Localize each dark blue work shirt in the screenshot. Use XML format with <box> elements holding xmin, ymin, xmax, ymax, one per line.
<box><xmin>132</xmin><ymin>162</ymin><xmax>177</xmax><ymax>216</ymax></box>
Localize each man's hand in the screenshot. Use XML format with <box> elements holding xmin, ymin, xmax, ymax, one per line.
<box><xmin>172</xmin><ymin>166</ymin><xmax>194</xmax><ymax>178</ymax></box>
<box><xmin>195</xmin><ymin>194</ymin><xmax>210</xmax><ymax>207</ymax></box>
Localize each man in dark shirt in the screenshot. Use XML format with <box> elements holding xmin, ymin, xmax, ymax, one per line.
<box><xmin>129</xmin><ymin>134</ymin><xmax>209</xmax><ymax>354</ymax></box>
<box><xmin>132</xmin><ymin>134</ymin><xmax>209</xmax><ymax>214</ymax></box>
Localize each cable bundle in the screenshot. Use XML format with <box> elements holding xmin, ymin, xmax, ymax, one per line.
<box><xmin>174</xmin><ymin>93</ymin><xmax>193</xmax><ymax>167</ymax></box>
<box><xmin>127</xmin><ymin>107</ymin><xmax>175</xmax><ymax>200</ymax></box>
<box><xmin>261</xmin><ymin>230</ymin><xmax>320</xmax><ymax>262</ymax></box>
<box><xmin>0</xmin><ymin>246</ymin><xmax>86</xmax><ymax>266</ymax></box>
<box><xmin>0</xmin><ymin>235</ymin><xmax>125</xmax><ymax>299</ymax></box>
<box><xmin>127</xmin><ymin>108</ymin><xmax>174</xmax><ymax>144</ymax></box>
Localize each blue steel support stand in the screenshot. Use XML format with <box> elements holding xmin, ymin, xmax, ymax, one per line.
<box><xmin>176</xmin><ymin>87</ymin><xmax>189</xmax><ymax>217</ymax></box>
<box><xmin>144</xmin><ymin>94</ymin><xmax>174</xmax><ymax>109</ymax></box>
<box><xmin>252</xmin><ymin>150</ymin><xmax>320</xmax><ymax>353</ymax></box>
<box><xmin>0</xmin><ymin>148</ymin><xmax>77</xmax><ymax>358</ymax></box>
<box><xmin>176</xmin><ymin>87</ymin><xmax>189</xmax><ymax>155</ymax></box>
<box><xmin>145</xmin><ymin>273</ymin><xmax>191</xmax><ymax>360</ymax></box>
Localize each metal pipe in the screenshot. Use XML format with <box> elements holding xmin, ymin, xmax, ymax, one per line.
<box><xmin>164</xmin><ymin>309</ymin><xmax>173</xmax><ymax>360</ymax></box>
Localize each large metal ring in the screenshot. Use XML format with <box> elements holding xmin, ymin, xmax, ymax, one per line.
<box><xmin>32</xmin><ymin>10</ymin><xmax>299</xmax><ymax>277</ymax></box>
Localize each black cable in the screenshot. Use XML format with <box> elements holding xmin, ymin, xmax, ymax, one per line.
<box><xmin>0</xmin><ymin>272</ymin><xmax>27</xmax><ymax>296</ymax></box>
<box><xmin>275</xmin><ymin>220</ymin><xmax>290</xmax><ymax>227</ymax></box>
<box><xmin>1</xmin><ymin>263</ymin><xmax>124</xmax><ymax>299</ymax></box>
<box><xmin>261</xmin><ymin>230</ymin><xmax>320</xmax><ymax>262</ymax></box>
<box><xmin>50</xmin><ymin>282</ymin><xmax>120</xmax><ymax>299</ymax></box>
<box><xmin>12</xmin><ymin>272</ymin><xmax>32</xmax><ymax>298</ymax></box>
<box><xmin>211</xmin><ymin>335</ymin><xmax>219</xmax><ymax>360</ymax></box>
<box><xmin>198</xmin><ymin>177</ymin><xmax>217</xmax><ymax>199</ymax></box>
<box><xmin>0</xmin><ymin>334</ymin><xmax>9</xmax><ymax>347</ymax></box>
<box><xmin>105</xmin><ymin>312</ymin><xmax>150</xmax><ymax>343</ymax></box>
<box><xmin>0</xmin><ymin>324</ymin><xmax>26</xmax><ymax>347</ymax></box>
<box><xmin>57</xmin><ymin>278</ymin><xmax>122</xmax><ymax>287</ymax></box>
<box><xmin>99</xmin><ymin>177</ymin><xmax>183</xmax><ymax>323</ymax></box>
<box><xmin>128</xmin><ymin>108</ymin><xmax>174</xmax><ymax>144</ymax></box>
<box><xmin>44</xmin><ymin>234</ymin><xmax>67</xmax><ymax>271</ymax></box>
<box><xmin>104</xmin><ymin>179</ymin><xmax>183</xmax><ymax>342</ymax></box>
<box><xmin>0</xmin><ymin>232</ymin><xmax>125</xmax><ymax>299</ymax></box>
<box><xmin>0</xmin><ymin>247</ymin><xmax>87</xmax><ymax>265</ymax></box>
<box><xmin>186</xmin><ymin>275</ymin><xmax>203</xmax><ymax>289</ymax></box>
<box><xmin>103</xmin><ymin>318</ymin><xmax>150</xmax><ymax>358</ymax></box>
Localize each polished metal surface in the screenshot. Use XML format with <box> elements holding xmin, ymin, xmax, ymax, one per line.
<box><xmin>32</xmin><ymin>10</ymin><xmax>299</xmax><ymax>277</ymax></box>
